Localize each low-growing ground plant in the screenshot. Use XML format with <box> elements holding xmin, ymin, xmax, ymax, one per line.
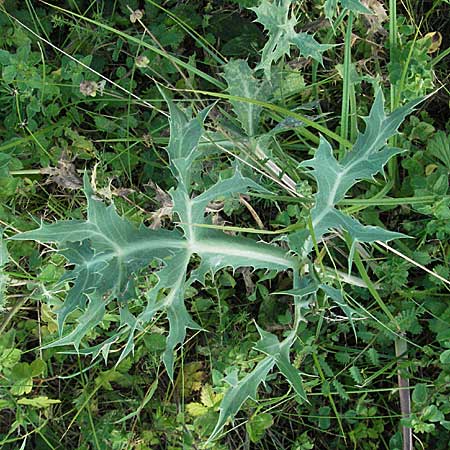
<box><xmin>0</xmin><ymin>0</ymin><xmax>449</xmax><ymax>449</ymax></box>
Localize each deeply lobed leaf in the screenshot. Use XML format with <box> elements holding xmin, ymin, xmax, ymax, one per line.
<box><xmin>11</xmin><ymin>79</ymin><xmax>422</xmax><ymax>442</ymax></box>
<box><xmin>290</xmin><ymin>90</ymin><xmax>424</xmax><ymax>256</ymax></box>
<box><xmin>12</xmin><ymin>91</ymin><xmax>297</xmax><ymax>386</ymax></box>
<box><xmin>324</xmin><ymin>0</ymin><xmax>372</xmax><ymax>21</ymax></box>
<box><xmin>13</xmin><ymin>176</ymin><xmax>183</xmax><ymax>331</ymax></box>
<box><xmin>222</xmin><ymin>59</ymin><xmax>271</xmax><ymax>136</ymax></box>
<box><xmin>208</xmin><ymin>276</ymin><xmax>313</xmax><ymax>442</ymax></box>
<box><xmin>250</xmin><ymin>0</ymin><xmax>333</xmax><ymax>79</ymax></box>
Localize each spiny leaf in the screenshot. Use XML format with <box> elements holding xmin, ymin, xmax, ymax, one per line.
<box><xmin>43</xmin><ymin>293</ymin><xmax>106</xmax><ymax>350</ymax></box>
<box><xmin>290</xmin><ymin>90</ymin><xmax>424</xmax><ymax>256</ymax></box>
<box><xmin>162</xmin><ymin>258</ymin><xmax>202</xmax><ymax>375</ymax></box>
<box><xmin>164</xmin><ymin>89</ymin><xmax>213</xmax><ymax>189</ymax></box>
<box><xmin>320</xmin><ymin>284</ymin><xmax>360</xmax><ymax>337</ymax></box>
<box><xmin>341</xmin><ymin>0</ymin><xmax>372</xmax><ymax>14</ymax></box>
<box><xmin>222</xmin><ymin>59</ymin><xmax>271</xmax><ymax>136</ymax></box>
<box><xmin>209</xmin><ymin>279</ymin><xmax>313</xmax><ymax>442</ymax></box>
<box><xmin>190</xmin><ymin>230</ymin><xmax>297</xmax><ymax>284</ymax></box>
<box><xmin>250</xmin><ymin>0</ymin><xmax>333</xmax><ymax>79</ymax></box>
<box><xmin>13</xmin><ymin>175</ymin><xmax>182</xmax><ymax>330</ymax></box>
<box><xmin>0</xmin><ymin>229</ymin><xmax>8</xmax><ymax>267</ymax></box>
<box><xmin>13</xmin><ymin>91</ymin><xmax>296</xmax><ymax>385</ymax></box>
<box><xmin>208</xmin><ymin>358</ymin><xmax>275</xmax><ymax>442</ymax></box>
<box><xmin>324</xmin><ymin>0</ymin><xmax>338</xmax><ymax>19</ymax></box>
<box><xmin>254</xmin><ymin>325</ymin><xmax>307</xmax><ymax>402</ymax></box>
<box><xmin>324</xmin><ymin>0</ymin><xmax>372</xmax><ymax>21</ymax></box>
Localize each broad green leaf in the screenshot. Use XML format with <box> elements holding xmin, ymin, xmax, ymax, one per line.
<box><xmin>222</xmin><ymin>59</ymin><xmax>271</xmax><ymax>136</ymax></box>
<box><xmin>9</xmin><ymin>360</ymin><xmax>44</xmax><ymax>396</ymax></box>
<box><xmin>440</xmin><ymin>349</ymin><xmax>450</xmax><ymax>365</ymax></box>
<box><xmin>250</xmin><ymin>0</ymin><xmax>333</xmax><ymax>78</ymax></box>
<box><xmin>10</xmin><ymin>376</ymin><xmax>33</xmax><ymax>396</ymax></box>
<box><xmin>412</xmin><ymin>383</ymin><xmax>428</xmax><ymax>405</ymax></box>
<box><xmin>318</xmin><ymin>406</ymin><xmax>331</xmax><ymax>429</ymax></box>
<box><xmin>0</xmin><ymin>399</ymin><xmax>14</xmax><ymax>410</ymax></box>
<box><xmin>186</xmin><ymin>402</ymin><xmax>208</xmax><ymax>417</ymax></box>
<box><xmin>428</xmin><ymin>131</ymin><xmax>450</xmax><ymax>170</ymax></box>
<box><xmin>246</xmin><ymin>412</ymin><xmax>274</xmax><ymax>443</ymax></box>
<box><xmin>30</xmin><ymin>359</ymin><xmax>46</xmax><ymax>377</ymax></box>
<box><xmin>0</xmin><ymin>348</ymin><xmax>21</xmax><ymax>371</ymax></box>
<box><xmin>291</xmin><ymin>90</ymin><xmax>424</xmax><ymax>256</ymax></box>
<box><xmin>423</xmin><ymin>405</ymin><xmax>445</xmax><ymax>423</ymax></box>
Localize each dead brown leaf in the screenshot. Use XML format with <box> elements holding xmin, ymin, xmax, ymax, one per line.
<box><xmin>146</xmin><ymin>181</ymin><xmax>173</xmax><ymax>229</ymax></box>
<box><xmin>79</xmin><ymin>81</ymin><xmax>98</xmax><ymax>97</ymax></box>
<box><xmin>41</xmin><ymin>152</ymin><xmax>82</xmax><ymax>190</ymax></box>
<box><xmin>129</xmin><ymin>9</ymin><xmax>144</xmax><ymax>24</ymax></box>
<box><xmin>361</xmin><ymin>0</ymin><xmax>388</xmax><ymax>35</ymax></box>
<box><xmin>236</xmin><ymin>267</ymin><xmax>256</xmax><ymax>296</ymax></box>
<box><xmin>424</xmin><ymin>32</ymin><xmax>442</xmax><ymax>54</ymax></box>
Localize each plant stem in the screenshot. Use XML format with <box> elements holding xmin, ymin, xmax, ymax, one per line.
<box><xmin>388</xmin><ymin>0</ymin><xmax>399</xmax><ymax>190</ymax></box>
<box><xmin>340</xmin><ymin>10</ymin><xmax>353</xmax><ymax>155</ymax></box>
<box><xmin>395</xmin><ymin>336</ymin><xmax>413</xmax><ymax>450</ymax></box>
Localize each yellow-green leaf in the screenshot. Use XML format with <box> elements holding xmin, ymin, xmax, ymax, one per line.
<box><xmin>186</xmin><ymin>402</ymin><xmax>208</xmax><ymax>417</ymax></box>
<box><xmin>17</xmin><ymin>396</ymin><xmax>61</xmax><ymax>408</ymax></box>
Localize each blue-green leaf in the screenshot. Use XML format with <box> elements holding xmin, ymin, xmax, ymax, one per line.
<box><xmin>254</xmin><ymin>325</ymin><xmax>307</xmax><ymax>402</ymax></box>
<box><xmin>341</xmin><ymin>0</ymin><xmax>372</xmax><ymax>14</ymax></box>
<box><xmin>320</xmin><ymin>284</ymin><xmax>360</xmax><ymax>336</ymax></box>
<box><xmin>250</xmin><ymin>0</ymin><xmax>333</xmax><ymax>79</ymax></box>
<box><xmin>222</xmin><ymin>59</ymin><xmax>271</xmax><ymax>136</ymax></box>
<box><xmin>325</xmin><ymin>0</ymin><xmax>372</xmax><ymax>21</ymax></box>
<box><xmin>13</xmin><ymin>175</ymin><xmax>182</xmax><ymax>330</ymax></box>
<box><xmin>43</xmin><ymin>294</ymin><xmax>106</xmax><ymax>350</ymax></box>
<box><xmin>292</xmin><ymin>90</ymin><xmax>424</xmax><ymax>255</ymax></box>
<box><xmin>162</xmin><ymin>88</ymin><xmax>212</xmax><ymax>189</ymax></box>
<box><xmin>13</xmin><ymin>90</ymin><xmax>296</xmax><ymax>386</ymax></box>
<box><xmin>209</xmin><ymin>314</ymin><xmax>308</xmax><ymax>442</ymax></box>
<box><xmin>208</xmin><ymin>358</ymin><xmax>275</xmax><ymax>442</ymax></box>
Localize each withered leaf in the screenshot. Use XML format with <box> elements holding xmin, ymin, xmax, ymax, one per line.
<box><xmin>361</xmin><ymin>0</ymin><xmax>388</xmax><ymax>35</ymax></box>
<box><xmin>41</xmin><ymin>152</ymin><xmax>82</xmax><ymax>190</ymax></box>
